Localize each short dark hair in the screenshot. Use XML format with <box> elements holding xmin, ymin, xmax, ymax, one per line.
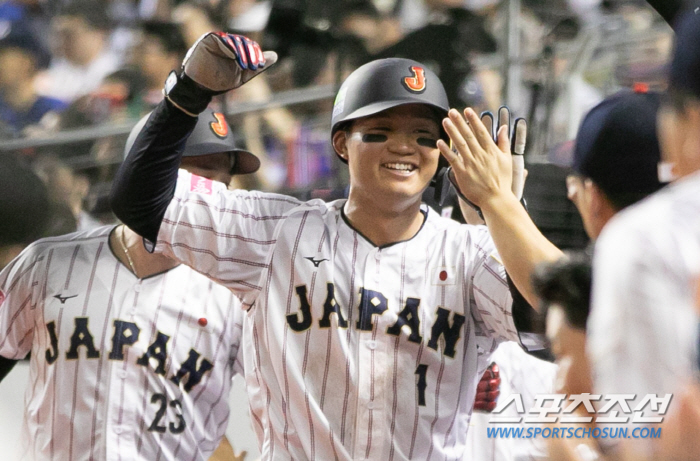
<box><xmin>532</xmin><ymin>250</ymin><xmax>592</xmax><ymax>330</ymax></box>
<box><xmin>0</xmin><ymin>154</ymin><xmax>50</xmax><ymax>246</ymax></box>
<box><xmin>59</xmin><ymin>0</ymin><xmax>111</xmax><ymax>31</ymax></box>
<box><xmin>600</xmin><ymin>188</ymin><xmax>655</xmax><ymax>212</ymax></box>
<box><xmin>662</xmin><ymin>87</ymin><xmax>700</xmax><ymax>115</ymax></box>
<box><xmin>103</xmin><ymin>67</ymin><xmax>146</xmax><ymax>103</ymax></box>
<box><xmin>340</xmin><ymin>1</ymin><xmax>382</xmax><ymax>20</ymax></box>
<box><xmin>141</xmin><ymin>21</ymin><xmax>188</xmax><ymax>58</ymax></box>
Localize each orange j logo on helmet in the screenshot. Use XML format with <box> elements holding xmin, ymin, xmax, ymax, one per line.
<box><xmin>402</xmin><ymin>66</ymin><xmax>426</xmax><ymax>93</ymax></box>
<box><xmin>209</xmin><ymin>113</ymin><xmax>229</xmax><ymax>138</ymax></box>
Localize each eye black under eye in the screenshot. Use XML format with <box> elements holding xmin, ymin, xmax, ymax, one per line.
<box><xmin>417</xmin><ymin>138</ymin><xmax>437</xmax><ymax>148</ymax></box>
<box><xmin>362</xmin><ymin>134</ymin><xmax>388</xmax><ymax>143</ymax></box>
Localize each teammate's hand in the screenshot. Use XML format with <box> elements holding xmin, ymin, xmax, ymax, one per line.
<box><xmin>438</xmin><ymin>106</ymin><xmax>526</xmax><ymax>212</ymax></box>
<box><xmin>164</xmin><ymin>32</ymin><xmax>278</xmax><ymax>116</ymax></box>
<box><xmin>473</xmin><ymin>363</ymin><xmax>501</xmax><ymax>412</ymax></box>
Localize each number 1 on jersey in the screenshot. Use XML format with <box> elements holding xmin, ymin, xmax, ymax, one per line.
<box><xmin>415</xmin><ymin>364</ymin><xmax>428</xmax><ymax>406</ymax></box>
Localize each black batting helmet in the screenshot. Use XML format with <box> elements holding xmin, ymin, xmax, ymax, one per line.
<box><xmin>330</xmin><ymin>58</ymin><xmax>450</xmax><ymax>163</ymax></box>
<box><xmin>124</xmin><ymin>108</ymin><xmax>260</xmax><ymax>175</ymax></box>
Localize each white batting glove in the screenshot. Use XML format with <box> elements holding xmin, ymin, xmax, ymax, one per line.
<box><xmin>164</xmin><ymin>32</ymin><xmax>278</xmax><ymax>116</ymax></box>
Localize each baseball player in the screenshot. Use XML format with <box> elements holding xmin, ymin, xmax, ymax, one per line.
<box><xmin>110</xmin><ymin>32</ymin><xmax>562</xmax><ymax>459</ymax></box>
<box><xmin>436</xmin><ymin>134</ymin><xmax>557</xmax><ymax>461</ymax></box>
<box><xmin>531</xmin><ymin>253</ymin><xmax>600</xmax><ymax>461</ymax></box>
<box><xmin>565</xmin><ymin>89</ymin><xmax>665</xmax><ymax>242</ymax></box>
<box><xmin>0</xmin><ymin>109</ymin><xmax>258</xmax><ymax>460</ymax></box>
<box><xmin>587</xmin><ymin>8</ymin><xmax>700</xmax><ymax>458</ymax></box>
<box><xmin>0</xmin><ymin>154</ymin><xmax>51</xmax><ymax>383</ymax></box>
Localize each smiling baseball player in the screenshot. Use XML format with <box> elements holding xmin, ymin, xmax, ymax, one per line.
<box><xmin>0</xmin><ymin>110</ymin><xmax>258</xmax><ymax>461</ymax></box>
<box><xmin>110</xmin><ymin>32</ymin><xmax>562</xmax><ymax>459</ymax></box>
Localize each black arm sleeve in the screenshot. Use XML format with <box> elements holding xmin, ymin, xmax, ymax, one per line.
<box><xmin>110</xmin><ymin>99</ymin><xmax>198</xmax><ymax>243</ymax></box>
<box><xmin>0</xmin><ymin>355</ymin><xmax>18</xmax><ymax>383</ymax></box>
<box><xmin>507</xmin><ymin>273</ymin><xmax>545</xmax><ymax>334</ymax></box>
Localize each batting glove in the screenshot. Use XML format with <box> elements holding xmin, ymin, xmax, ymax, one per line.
<box><xmin>447</xmin><ymin>106</ymin><xmax>527</xmax><ymax>220</ymax></box>
<box><xmin>473</xmin><ymin>363</ymin><xmax>501</xmax><ymax>412</ymax></box>
<box><xmin>164</xmin><ymin>32</ymin><xmax>278</xmax><ymax>116</ymax></box>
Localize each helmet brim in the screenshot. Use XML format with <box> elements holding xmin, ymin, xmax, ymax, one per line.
<box><xmin>182</xmin><ymin>142</ymin><xmax>260</xmax><ymax>175</ymax></box>
<box><xmin>232</xmin><ymin>149</ymin><xmax>261</xmax><ymax>175</ymax></box>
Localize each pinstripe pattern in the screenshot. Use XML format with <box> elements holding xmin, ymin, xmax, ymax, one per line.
<box><xmin>157</xmin><ymin>171</ymin><xmax>519</xmax><ymax>460</ymax></box>
<box><xmin>282</xmin><ymin>211</ymin><xmax>309</xmax><ymax>450</ymax></box>
<box><xmin>0</xmin><ymin>226</ymin><xmax>244</xmax><ymax>461</ymax></box>
<box><xmin>89</xmin><ymin>259</ymin><xmax>120</xmax><ymax>459</ymax></box>
<box><xmin>589</xmin><ymin>174</ymin><xmax>700</xmax><ymax>452</ymax></box>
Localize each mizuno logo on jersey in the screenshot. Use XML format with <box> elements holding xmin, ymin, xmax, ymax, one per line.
<box><xmin>287</xmin><ymin>283</ymin><xmax>465</xmax><ymax>358</ymax></box>
<box><xmin>53</xmin><ymin>293</ymin><xmax>78</xmax><ymax>304</ymax></box>
<box><xmin>304</xmin><ymin>256</ymin><xmax>328</xmax><ymax>267</ymax></box>
<box><xmin>44</xmin><ymin>318</ymin><xmax>214</xmax><ymax>392</ymax></box>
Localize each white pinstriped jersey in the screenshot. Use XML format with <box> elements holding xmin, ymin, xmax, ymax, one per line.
<box><xmin>464</xmin><ymin>341</ymin><xmax>557</xmax><ymax>461</ymax></box>
<box><xmin>154</xmin><ymin>170</ymin><xmax>519</xmax><ymax>460</ymax></box>
<box><xmin>589</xmin><ymin>171</ymin><xmax>700</xmax><ymax>452</ymax></box>
<box><xmin>0</xmin><ymin>225</ymin><xmax>244</xmax><ymax>461</ymax></box>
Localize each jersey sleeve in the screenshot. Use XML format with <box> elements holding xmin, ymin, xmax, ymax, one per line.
<box><xmin>589</xmin><ymin>220</ymin><xmax>696</xmax><ymax>404</ymax></box>
<box><xmin>0</xmin><ymin>243</ymin><xmax>43</xmax><ymax>359</ymax></box>
<box><xmin>466</xmin><ymin>226</ymin><xmax>518</xmax><ymax>343</ymax></box>
<box><xmin>589</xmin><ymin>215</ymin><xmax>698</xmax><ymax>454</ymax></box>
<box><xmin>154</xmin><ymin>169</ymin><xmax>302</xmax><ymax>303</ymax></box>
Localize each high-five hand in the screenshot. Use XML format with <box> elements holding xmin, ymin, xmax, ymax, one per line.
<box><xmin>437</xmin><ymin>107</ymin><xmax>516</xmax><ymax>211</ymax></box>
<box><xmin>438</xmin><ymin>106</ymin><xmax>527</xmax><ymax>212</ymax></box>
<box><xmin>457</xmin><ymin>107</ymin><xmax>527</xmax><ymax>224</ymax></box>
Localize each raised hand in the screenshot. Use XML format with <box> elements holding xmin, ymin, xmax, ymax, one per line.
<box><xmin>164</xmin><ymin>32</ymin><xmax>278</xmax><ymax>116</ymax></box>
<box><xmin>437</xmin><ymin>106</ymin><xmax>527</xmax><ymax>218</ymax></box>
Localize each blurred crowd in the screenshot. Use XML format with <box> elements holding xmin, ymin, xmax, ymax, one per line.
<box><xmin>0</xmin><ymin>0</ymin><xmax>674</xmax><ymax>257</ymax></box>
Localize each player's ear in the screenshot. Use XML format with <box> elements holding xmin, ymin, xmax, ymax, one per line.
<box><xmin>682</xmin><ymin>104</ymin><xmax>700</xmax><ymax>171</ymax></box>
<box><xmin>332</xmin><ymin>130</ymin><xmax>349</xmax><ymax>161</ymax></box>
<box><xmin>588</xmin><ymin>182</ymin><xmax>605</xmax><ymax>215</ymax></box>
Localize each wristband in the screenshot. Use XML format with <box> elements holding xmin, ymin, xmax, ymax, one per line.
<box><xmin>163</xmin><ymin>71</ymin><xmax>214</xmax><ymax>116</ymax></box>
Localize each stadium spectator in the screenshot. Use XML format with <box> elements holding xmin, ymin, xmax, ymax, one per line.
<box><xmin>0</xmin><ymin>19</ymin><xmax>65</xmax><ymax>136</ymax></box>
<box><xmin>33</xmin><ymin>155</ymin><xmax>102</xmax><ymax>233</ymax></box>
<box><xmin>133</xmin><ymin>20</ymin><xmax>188</xmax><ymax>107</ymax></box>
<box><xmin>35</xmin><ymin>0</ymin><xmax>120</xmax><ymax>103</ymax></box>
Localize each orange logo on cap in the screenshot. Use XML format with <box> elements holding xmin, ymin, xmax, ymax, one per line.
<box><xmin>403</xmin><ymin>66</ymin><xmax>426</xmax><ymax>93</ymax></box>
<box><xmin>210</xmin><ymin>113</ymin><xmax>229</xmax><ymax>138</ymax></box>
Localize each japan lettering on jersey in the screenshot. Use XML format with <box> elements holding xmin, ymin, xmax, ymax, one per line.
<box><xmin>0</xmin><ymin>225</ymin><xmax>244</xmax><ymax>461</ymax></box>
<box><xmin>155</xmin><ymin>170</ymin><xmax>518</xmax><ymax>460</ymax></box>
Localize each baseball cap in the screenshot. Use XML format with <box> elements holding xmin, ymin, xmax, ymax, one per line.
<box><xmin>124</xmin><ymin>109</ymin><xmax>260</xmax><ymax>175</ymax></box>
<box><xmin>572</xmin><ymin>90</ymin><xmax>664</xmax><ymax>198</ymax></box>
<box><xmin>670</xmin><ymin>8</ymin><xmax>700</xmax><ymax>98</ymax></box>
